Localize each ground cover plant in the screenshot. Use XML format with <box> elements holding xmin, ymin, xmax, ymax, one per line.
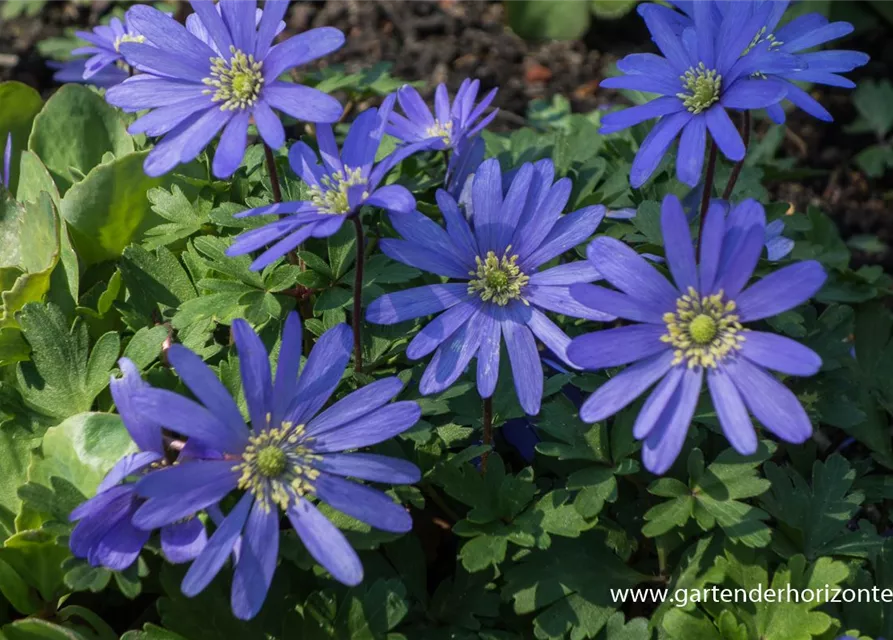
<box><xmin>0</xmin><ymin>1</ymin><xmax>891</xmax><ymax>639</ymax></box>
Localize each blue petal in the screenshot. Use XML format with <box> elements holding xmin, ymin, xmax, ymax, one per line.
<box><xmin>182</xmin><ymin>493</ymin><xmax>253</xmax><ymax>597</ymax></box>
<box><xmin>110</xmin><ymin>357</ymin><xmax>162</xmax><ymax>453</ymax></box>
<box><xmin>232</xmin><ymin>319</ymin><xmax>273</xmax><ymax>432</ymax></box>
<box><xmin>161</xmin><ymin>517</ymin><xmax>207</xmax><ymax>564</ymax></box>
<box><xmin>641</xmin><ymin>367</ymin><xmax>702</xmax><ymax>475</ymax></box>
<box><xmin>284</xmin><ymin>324</ymin><xmax>352</xmax><ymax>426</ymax></box>
<box><xmin>306</xmin><ymin>377</ymin><xmax>406</xmax><ymax>437</ymax></box>
<box><xmin>568</xmin><ymin>325</ymin><xmax>668</xmax><ymax>370</ymax></box>
<box><xmin>287</xmin><ymin>497</ymin><xmax>362</xmax><ymax>586</ymax></box>
<box><xmin>577</xmin><ymin>351</ymin><xmax>675</xmax><ymax>423</ymax></box>
<box><xmin>739</xmin><ymin>331</ymin><xmax>822</xmax><ymax>376</ymax></box>
<box><xmin>707</xmin><ymin>366</ymin><xmax>757</xmax><ymax>455</ymax></box>
<box><xmin>314</xmin><ymin>453</ymin><xmax>421</xmax><ymax>484</ymax></box>
<box><xmin>501</xmin><ymin>316</ymin><xmax>542</xmax><ymax>415</ymax></box>
<box><xmin>660</xmin><ymin>195</ymin><xmax>697</xmax><ymax>291</ymax></box>
<box><xmin>314</xmin><ymin>472</ymin><xmax>413</xmax><ymax>533</ymax></box>
<box><xmin>406</xmin><ymin>300</ymin><xmax>479</xmax><ymax>360</ymax></box>
<box><xmin>310</xmin><ymin>401</ymin><xmax>421</xmax><ymax>454</ymax></box>
<box><xmin>418</xmin><ymin>310</ymin><xmax>484</xmax><ymax>396</ymax></box>
<box><xmin>736</xmin><ymin>261</ymin><xmax>826</xmax><ymax>322</ymax></box>
<box><xmin>231</xmin><ymin>499</ymin><xmax>279</xmax><ymax>620</ymax></box>
<box><xmin>630</xmin><ymin>111</ymin><xmax>692</xmax><ymax>187</ymax></box>
<box><xmin>367</xmin><ymin>284</ymin><xmax>470</xmax><ymax>324</ymax></box>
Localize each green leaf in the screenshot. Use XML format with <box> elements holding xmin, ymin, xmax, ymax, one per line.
<box><xmin>17</xmin><ymin>303</ymin><xmax>120</xmax><ymax>419</ymax></box>
<box><xmin>59</xmin><ymin>151</ymin><xmax>170</xmax><ymax>265</ymax></box>
<box><xmin>0</xmin><ymin>529</ymin><xmax>70</xmax><ymax>602</ymax></box>
<box><xmin>0</xmin><ymin>192</ymin><xmax>61</xmax><ymax>329</ymax></box>
<box><xmin>28</xmin><ymin>84</ymin><xmax>133</xmax><ymax>195</ymax></box>
<box><xmin>1</xmin><ymin>618</ymin><xmax>93</xmax><ymax>640</ymax></box>
<box><xmin>643</xmin><ymin>444</ymin><xmax>774</xmax><ymax>547</ymax></box>
<box><xmin>506</xmin><ymin>0</ymin><xmax>591</xmax><ymax>41</ymax></box>
<box><xmin>119</xmin><ymin>244</ymin><xmax>198</xmax><ymax>320</ymax></box>
<box><xmin>121</xmin><ymin>624</ymin><xmax>190</xmax><ymax>640</ymax></box>
<box><xmin>503</xmin><ymin>535</ymin><xmax>646</xmax><ymax>640</ymax></box>
<box><xmin>760</xmin><ymin>454</ymin><xmax>874</xmax><ymax>559</ymax></box>
<box><xmin>591</xmin><ymin>0</ymin><xmax>638</xmax><ymax>19</ymax></box>
<box><xmin>0</xmin><ymin>81</ymin><xmax>44</xmax><ymax>194</ymax></box>
<box><xmin>143</xmin><ymin>185</ymin><xmax>212</xmax><ymax>249</ymax></box>
<box><xmin>28</xmin><ymin>412</ymin><xmax>137</xmax><ymax>500</ymax></box>
<box><xmin>0</xmin><ymin>555</ymin><xmax>42</xmax><ymax>614</ymax></box>
<box><xmin>847</xmin><ymin>79</ymin><xmax>893</xmax><ymax>139</ymax></box>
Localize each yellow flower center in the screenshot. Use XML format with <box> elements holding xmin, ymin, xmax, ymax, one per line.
<box><xmin>204</xmin><ymin>46</ymin><xmax>264</xmax><ymax>111</ymax></box>
<box><xmin>308</xmin><ymin>166</ymin><xmax>369</xmax><ymax>215</ymax></box>
<box><xmin>467</xmin><ymin>248</ymin><xmax>530</xmax><ymax>306</ymax></box>
<box><xmin>113</xmin><ymin>33</ymin><xmax>145</xmax><ymax>53</ymax></box>
<box><xmin>425</xmin><ymin>119</ymin><xmax>453</xmax><ymax>145</ymax></box>
<box><xmin>677</xmin><ymin>63</ymin><xmax>722</xmax><ymax>114</ymax></box>
<box><xmin>662</xmin><ymin>287</ymin><xmax>745</xmax><ymax>369</ymax></box>
<box><xmin>233</xmin><ymin>421</ymin><xmax>320</xmax><ymax>511</ymax></box>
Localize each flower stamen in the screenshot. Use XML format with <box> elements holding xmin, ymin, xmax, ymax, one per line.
<box><xmin>113</xmin><ymin>33</ymin><xmax>145</xmax><ymax>53</ymax></box>
<box><xmin>677</xmin><ymin>62</ymin><xmax>722</xmax><ymax>114</ymax></box>
<box><xmin>204</xmin><ymin>46</ymin><xmax>264</xmax><ymax>112</ymax></box>
<box><xmin>309</xmin><ymin>166</ymin><xmax>369</xmax><ymax>215</ymax></box>
<box><xmin>233</xmin><ymin>422</ymin><xmax>320</xmax><ymax>511</ymax></box>
<box><xmin>662</xmin><ymin>287</ymin><xmax>745</xmax><ymax>368</ymax></box>
<box><xmin>467</xmin><ymin>248</ymin><xmax>529</xmax><ymax>306</ymax></box>
<box><xmin>425</xmin><ymin>119</ymin><xmax>453</xmax><ymax>145</ymax></box>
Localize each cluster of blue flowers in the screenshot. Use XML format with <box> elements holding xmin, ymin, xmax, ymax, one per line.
<box><xmin>61</xmin><ymin>0</ymin><xmax>866</xmax><ymax>622</ymax></box>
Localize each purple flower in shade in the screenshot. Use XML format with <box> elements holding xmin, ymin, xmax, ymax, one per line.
<box><xmin>226</xmin><ymin>95</ymin><xmax>416</xmax><ymax>270</ymax></box>
<box><xmin>52</xmin><ymin>16</ymin><xmax>144</xmax><ymax>88</ymax></box>
<box><xmin>763</xmin><ymin>219</ymin><xmax>794</xmax><ymax>261</ymax></box>
<box><xmin>599</xmin><ymin>2</ymin><xmax>799</xmax><ymax>187</ymax></box>
<box><xmin>69</xmin><ymin>359</ymin><xmax>207</xmax><ymax>571</ymax></box>
<box><xmin>387</xmin><ymin>80</ymin><xmax>498</xmax><ymax>159</ymax></box>
<box><xmin>127</xmin><ymin>314</ymin><xmax>421</xmax><ymax>620</ymax></box>
<box><xmin>366</xmin><ymin>158</ymin><xmax>611</xmax><ymax>415</ymax></box>
<box><xmin>105</xmin><ymin>1</ymin><xmax>344</xmax><ymax>179</ymax></box>
<box><xmin>387</xmin><ymin>80</ymin><xmax>498</xmax><ymax>194</ymax></box>
<box><xmin>1</xmin><ymin>134</ymin><xmax>10</xmax><ymax>190</ymax></box>
<box><xmin>566</xmin><ymin>195</ymin><xmax>827</xmax><ymax>474</ymax></box>
<box><xmin>671</xmin><ymin>1</ymin><xmax>868</xmax><ymax>124</ymax></box>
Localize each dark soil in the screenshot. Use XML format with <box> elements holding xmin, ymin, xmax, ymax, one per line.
<box><xmin>2</xmin><ymin>0</ymin><xmax>891</xmax><ymax>268</ymax></box>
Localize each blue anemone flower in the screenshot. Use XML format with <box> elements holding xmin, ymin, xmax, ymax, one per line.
<box><xmin>127</xmin><ymin>314</ymin><xmax>421</xmax><ymax>620</ymax></box>
<box><xmin>387</xmin><ymin>80</ymin><xmax>498</xmax><ymax>190</ymax></box>
<box><xmin>50</xmin><ymin>16</ymin><xmax>142</xmax><ymax>87</ymax></box>
<box><xmin>105</xmin><ymin>1</ymin><xmax>344</xmax><ymax>178</ymax></box>
<box><xmin>69</xmin><ymin>359</ymin><xmax>207</xmax><ymax>571</ymax></box>
<box><xmin>226</xmin><ymin>95</ymin><xmax>417</xmax><ymax>270</ymax></box>
<box><xmin>366</xmin><ymin>158</ymin><xmax>611</xmax><ymax>415</ymax></box>
<box><xmin>672</xmin><ymin>1</ymin><xmax>869</xmax><ymax>123</ymax></box>
<box><xmin>567</xmin><ymin>195</ymin><xmax>826</xmax><ymax>474</ymax></box>
<box><xmin>600</xmin><ymin>2</ymin><xmax>799</xmax><ymax>187</ymax></box>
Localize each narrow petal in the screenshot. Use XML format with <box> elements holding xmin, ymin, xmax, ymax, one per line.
<box><xmin>633</xmin><ymin>366</ymin><xmax>685</xmax><ymax>440</ymax></box>
<box><xmin>167</xmin><ymin>345</ymin><xmax>246</xmax><ymax>442</ymax></box>
<box><xmin>366</xmin><ymin>185</ymin><xmax>416</xmax><ymax>215</ymax></box>
<box><xmin>661</xmin><ymin>195</ymin><xmax>697</xmax><ymax>291</ymax></box>
<box><xmin>263</xmin><ymin>27</ymin><xmax>345</xmax><ymax>79</ymax></box>
<box><xmin>630</xmin><ymin>111</ymin><xmax>692</xmax><ymax>188</ymax></box>
<box><xmin>310</xmin><ymin>401</ymin><xmax>421</xmax><ymax>454</ymax></box>
<box><xmin>530</xmin><ymin>262</ymin><xmax>601</xmax><ymax>286</ymax></box>
<box><xmin>379</xmin><ymin>239</ymin><xmax>469</xmax><ymax>279</ymax></box>
<box><xmin>126</xmin><ymin>5</ymin><xmax>216</xmax><ymax>68</ymax></box>
<box><xmin>253</xmin><ymin>101</ymin><xmax>286</xmax><ymax>150</ymax></box>
<box><xmin>182</xmin><ymin>493</ymin><xmax>253</xmax><ymax>597</ymax></box>
<box><xmin>599</xmin><ymin>96</ymin><xmax>684</xmax><ymax>134</ymax></box>
<box><xmin>525</xmin><ymin>285</ymin><xmax>615</xmax><ymax>322</ymax></box>
<box><xmin>314</xmin><ymin>453</ymin><xmax>421</xmax><ymax>485</ymax></box>
<box><xmin>231</xmin><ymin>500</ymin><xmax>279</xmax><ymax>620</ymax></box>
<box><xmin>522</xmin><ymin>205</ymin><xmax>606</xmax><ymax>270</ymax></box>
<box><xmin>578</xmin><ymin>351</ymin><xmax>675</xmax><ymax>423</ymax></box>
<box><xmin>264</xmin><ymin>83</ymin><xmax>343</xmax><ymax>124</ymax></box>
<box><xmin>705</xmin><ymin>107</ymin><xmax>745</xmax><ymax>162</ymax></box>
<box><xmin>98</xmin><ymin>452</ymin><xmax>162</xmax><ymax>494</ymax></box>
<box><xmin>698</xmin><ymin>202</ymin><xmax>727</xmax><ymax>294</ymax></box>
<box><xmin>419</xmin><ymin>314</ymin><xmax>484</xmax><ymax>396</ymax></box>
<box><xmin>189</xmin><ymin>0</ymin><xmax>234</xmax><ymax>55</ymax></box>
<box><xmin>314</xmin><ymin>473</ymin><xmax>412</xmax><ymax>533</ymax></box>
<box><xmin>287</xmin><ymin>497</ymin><xmax>362</xmax><ymax>586</ymax></box>
<box><xmin>570</xmin><ymin>283</ymin><xmax>667</xmax><ymax>324</ymax></box>
<box><xmin>306</xmin><ymin>377</ymin><xmax>406</xmax><ymax>437</ymax></box>
<box><xmin>502</xmin><ymin>318</ymin><xmax>542</xmax><ymax>415</ymax></box>
<box><xmin>675</xmin><ymin>117</ymin><xmax>706</xmax><ymax>187</ymax></box>
<box><xmin>568</xmin><ymin>325</ymin><xmax>668</xmax><ymax>370</ymax></box>
<box><xmin>720</xmin><ymin>78</ymin><xmax>787</xmax><ymax>110</ymax></box>
<box><xmin>739</xmin><ymin>331</ymin><xmax>822</xmax><ymax>376</ymax></box>
<box><xmin>736</xmin><ymin>261</ymin><xmax>826</xmax><ymax>322</ymax></box>
<box><xmin>726</xmin><ymin>357</ymin><xmax>812</xmax><ymax>443</ymax></box>
<box><xmin>110</xmin><ymin>358</ymin><xmax>162</xmax><ymax>453</ymax></box>
<box><xmin>405</xmin><ymin>301</ymin><xmax>479</xmax><ymax>359</ymax></box>
<box><xmin>476</xmin><ymin>308</ymin><xmax>501</xmax><ymax>398</ymax></box>
<box><xmin>586</xmin><ymin>237</ymin><xmax>678</xmax><ymax>308</ymax></box>
<box><xmin>254</xmin><ymin>0</ymin><xmax>289</xmax><ymax>59</ymax></box>
<box><xmin>161</xmin><ymin>518</ymin><xmax>208</xmax><ymax>564</ymax></box>
<box><xmin>271</xmin><ymin>312</ymin><xmax>302</xmax><ymax>424</ymax></box>
<box><xmin>130</xmin><ymin>388</ymin><xmax>247</xmax><ymax>453</ymax></box>
<box><xmin>133</xmin><ymin>466</ymin><xmax>239</xmax><ymax>529</ymax></box>
<box><xmin>471</xmin><ymin>158</ymin><xmax>504</xmax><ymax>253</ymax></box>
<box><xmin>526</xmin><ymin>308</ymin><xmax>574</xmax><ymax>369</ymax></box>
<box><xmin>714</xmin><ymin>225</ymin><xmax>764</xmax><ymax>299</ymax></box>
<box><xmin>641</xmin><ymin>368</ymin><xmax>702</xmax><ymax>474</ymax></box>
<box><xmin>708</xmin><ymin>366</ymin><xmax>757</xmax><ymax>455</ymax></box>
<box><xmin>284</xmin><ymin>324</ymin><xmax>352</xmax><ymax>425</ymax></box>
<box><xmin>367</xmin><ymin>284</ymin><xmax>470</xmax><ymax>324</ymax></box>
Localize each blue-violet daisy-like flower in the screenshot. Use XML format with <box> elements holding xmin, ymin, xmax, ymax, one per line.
<box><xmin>51</xmin><ymin>16</ymin><xmax>143</xmax><ymax>87</ymax></box>
<box><xmin>128</xmin><ymin>314</ymin><xmax>421</xmax><ymax>620</ymax></box>
<box><xmin>226</xmin><ymin>95</ymin><xmax>416</xmax><ymax>270</ymax></box>
<box><xmin>671</xmin><ymin>1</ymin><xmax>869</xmax><ymax>123</ymax></box>
<box><xmin>567</xmin><ymin>194</ymin><xmax>826</xmax><ymax>474</ymax></box>
<box><xmin>367</xmin><ymin>158</ymin><xmax>611</xmax><ymax>415</ymax></box>
<box><xmin>69</xmin><ymin>358</ymin><xmax>207</xmax><ymax>571</ymax></box>
<box><xmin>600</xmin><ymin>2</ymin><xmax>799</xmax><ymax>187</ymax></box>
<box><xmin>387</xmin><ymin>80</ymin><xmax>498</xmax><ymax>189</ymax></box>
<box><xmin>105</xmin><ymin>1</ymin><xmax>344</xmax><ymax>178</ymax></box>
